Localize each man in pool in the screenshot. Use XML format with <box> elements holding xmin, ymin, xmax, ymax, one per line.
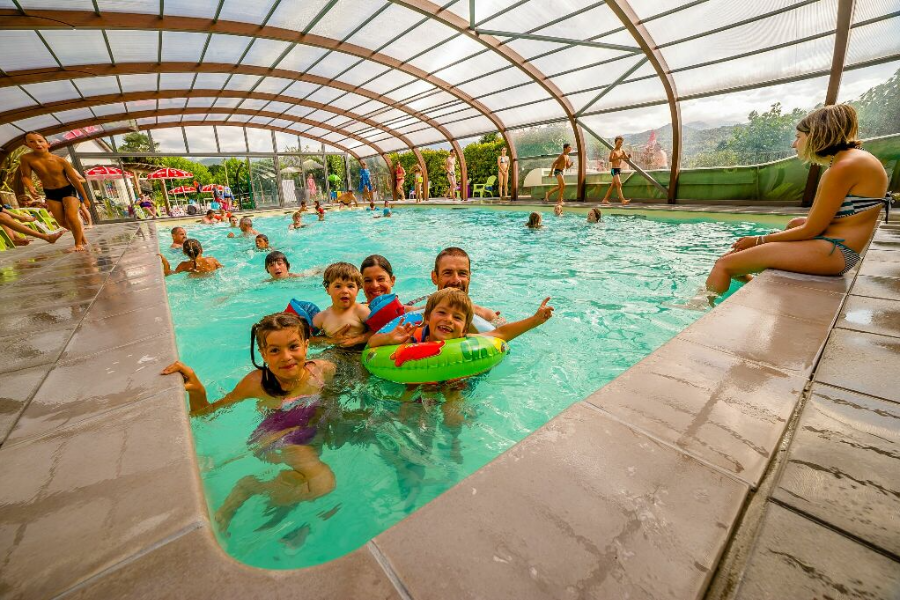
<box><xmin>429</xmin><ymin>247</ymin><xmax>500</xmax><ymax>323</ymax></box>
<box><xmin>169</xmin><ymin>226</ymin><xmax>187</xmax><ymax>249</ymax></box>
<box><xmin>228</xmin><ymin>216</ymin><xmax>259</xmax><ymax>238</ymax></box>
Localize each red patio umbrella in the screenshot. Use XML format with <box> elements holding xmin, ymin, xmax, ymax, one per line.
<box><xmin>145</xmin><ymin>167</ymin><xmax>194</xmax><ymax>210</ymax></box>
<box><xmin>200</xmin><ymin>184</ymin><xmax>225</xmax><ymax>193</ymax></box>
<box><xmin>84</xmin><ymin>165</ymin><xmax>133</xmax><ymax>180</ymax></box>
<box><xmin>169</xmin><ymin>186</ymin><xmax>197</xmax><ymax>194</ymax></box>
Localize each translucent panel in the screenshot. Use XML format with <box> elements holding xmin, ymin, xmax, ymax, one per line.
<box><xmin>379</xmin><ymin>20</ymin><xmax>456</xmax><ymax>63</ymax></box>
<box><xmin>92</xmin><ymin>102</ymin><xmax>127</xmax><ymax>117</ymax></box>
<box><xmin>41</xmin><ymin>30</ymin><xmax>110</xmax><ymax>66</ymax></box>
<box><xmin>307</xmin><ymin>52</ymin><xmax>364</xmax><ymax>79</ymax></box>
<box><xmin>837</xmin><ymin>60</ymin><xmax>900</xmax><ymax>138</ymax></box>
<box><xmin>441</xmin><ymin>115</ymin><xmax>495</xmax><ymax>139</ymax></box>
<box><xmin>246</xmin><ymin>127</ymin><xmax>275</xmax><ymax>152</ymax></box>
<box><xmin>435</xmin><ymin>50</ymin><xmax>510</xmax><ymax>85</ymax></box>
<box><xmin>340</xmin><ymin>121</ymin><xmax>372</xmax><ymax>134</ymax></box>
<box><xmin>249</xmin><ymin>116</ymin><xmax>273</xmax><ymax>125</ymax></box>
<box><xmin>329</xmin><ymin>91</ymin><xmax>376</xmax><ymax>111</ymax></box>
<box><xmin>119</xmin><ymin>74</ymin><xmax>158</xmax><ymax>93</ymax></box>
<box><xmin>573</xmin><ymin>77</ymin><xmax>668</xmax><ymax>115</ymax></box>
<box><xmin>285</xmin><ymin>105</ymin><xmax>315</xmax><ymax>119</ymax></box>
<box><xmin>407</xmin><ymin>35</ymin><xmax>485</xmax><ymax>75</ymax></box>
<box><xmin>165</xmin><ymin>0</ymin><xmax>225</xmax><ymax>19</ymax></box>
<box><xmin>106</xmin><ymin>30</ymin><xmax>159</xmax><ymax>63</ymax></box>
<box><xmin>55</xmin><ymin>107</ymin><xmax>96</xmax><ymax>123</ymax></box>
<box><xmin>404</xmin><ymin>91</ymin><xmax>456</xmax><ymax>114</ymax></box>
<box><xmin>660</xmin><ymin>0</ymin><xmax>839</xmax><ymax>71</ymax></box>
<box><xmin>674</xmin><ymin>34</ymin><xmax>835</xmax><ymax>97</ymax></box>
<box><xmin>216</xmin><ymin>126</ymin><xmax>248</xmax><ymax>152</ymax></box>
<box><xmin>156</xmin><ymin>115</ymin><xmax>182</xmax><ymax>124</ymax></box>
<box><xmin>255</xmin><ymin>77</ymin><xmax>291</xmax><ymax>94</ymax></box>
<box><xmin>304</xmin><ymin>87</ymin><xmax>346</xmax><ymax>105</ymax></box>
<box><xmin>159</xmin><ymin>73</ymin><xmax>196</xmax><ymax>90</ymax></box>
<box><xmin>456</xmin><ymin>67</ymin><xmax>533</xmax><ymax>97</ymax></box>
<box><xmin>22</xmin><ymin>80</ymin><xmax>80</xmax><ymax>104</ymax></box>
<box><xmin>203</xmin><ymin>114</ymin><xmax>228</xmax><ymax>121</ymax></box>
<box><xmin>277</xmin><ymin>45</ymin><xmax>327</xmax><ymax>73</ymax></box>
<box><xmin>135</xmin><ymin>117</ymin><xmax>156</xmax><ymax>126</ymax></box>
<box><xmin>301</xmin><ymin>126</ymin><xmax>332</xmax><ymax>140</ymax></box>
<box><xmin>308</xmin><ymin>0</ymin><xmax>386</xmax><ymax>41</ymax></box>
<box><xmin>478</xmin><ymin>0</ymin><xmax>601</xmax><ymax>31</ymax></box>
<box><xmin>157</xmin><ymin>98</ymin><xmax>188</xmax><ymax>110</ymax></box>
<box><xmin>537</xmin><ymin>3</ymin><xmax>621</xmax><ymax>39</ymax></box>
<box><xmin>218</xmin><ymin>0</ymin><xmax>278</xmax><ymax>23</ymax></box>
<box><xmin>161</xmin><ymin>32</ymin><xmax>208</xmax><ymax>62</ymax></box>
<box><xmin>405</xmin><ymin>128</ymin><xmax>444</xmax><ymax>146</ymax></box>
<box><xmin>193</xmin><ymin>73</ymin><xmax>230</xmax><ymax>90</ymax></box>
<box><xmin>497</xmin><ymin>98</ymin><xmax>567</xmax><ymax>127</ymax></box>
<box><xmin>202</xmin><ymin>34</ymin><xmax>253</xmax><ymax>65</ymax></box>
<box><xmin>846</xmin><ymin>16</ymin><xmax>900</xmax><ymax>65</ymax></box>
<box><xmin>422</xmin><ymin>102</ymin><xmax>467</xmax><ymax>120</ymax></box>
<box><xmin>13</xmin><ymin>114</ymin><xmax>59</xmax><ymax>130</ymax></box>
<box><xmin>270</xmin><ymin>118</ymin><xmax>298</xmax><ymax>131</ymax></box>
<box><xmin>854</xmin><ymin>0</ymin><xmax>900</xmax><ymax>21</ymax></box>
<box><xmin>213</xmin><ymin>97</ymin><xmax>243</xmax><ymax>109</ymax></box>
<box><xmin>267</xmin><ymin>0</ymin><xmax>333</xmax><ymax>30</ymax></box>
<box><xmin>226</xmin><ymin>74</ymin><xmax>263</xmax><ymax>92</ymax></box>
<box><xmin>502</xmin><ymin>37</ymin><xmax>566</xmax><ymax>61</ymax></box>
<box><xmin>20</xmin><ymin>0</ymin><xmax>93</xmax><ymax>8</ymax></box>
<box><xmin>367</xmin><ymin>108</ymin><xmax>410</xmax><ymax>126</ymax></box>
<box><xmin>366</xmin><ymin>70</ymin><xmax>418</xmax><ymax>96</ymax></box>
<box><xmin>282</xmin><ymin>81</ymin><xmax>320</xmax><ymax>99</ymax></box>
<box><xmin>151</xmin><ymin>127</ymin><xmax>187</xmax><ymax>153</ymax></box>
<box><xmin>378</xmin><ymin>138</ymin><xmax>408</xmax><ymax>153</ymax></box>
<box><xmin>475</xmin><ymin>82</ymin><xmax>552</xmax><ymax>109</ymax></box>
<box><xmin>187</xmin><ymin>97</ymin><xmax>215</xmax><ymax>108</ymax></box>
<box><xmin>242</xmin><ymin>38</ymin><xmax>292</xmax><ymax>68</ymax></box>
<box><xmin>184</xmin><ymin>127</ymin><xmax>218</xmax><ymax>153</ymax></box>
<box><xmin>322</xmin><ymin>132</ymin><xmax>346</xmax><ymax>144</ymax></box>
<box><xmin>275</xmin><ymin>131</ymin><xmax>300</xmax><ymax>152</ymax></box>
<box><xmin>530</xmin><ymin>44</ymin><xmax>627</xmax><ymax>77</ymax></box>
<box><xmin>126</xmin><ymin>99</ymin><xmax>157</xmax><ymax>113</ymax></box>
<box><xmin>227</xmin><ymin>114</ymin><xmax>252</xmax><ymax>124</ymax></box>
<box><xmin>352</xmin><ymin>99</ymin><xmax>390</xmax><ymax>116</ymax></box>
<box><xmin>239</xmin><ymin>99</ymin><xmax>271</xmax><ymax>112</ymax></box>
<box><xmin>73</xmin><ymin>77</ymin><xmax>120</xmax><ymax>97</ymax></box>
<box><xmin>301</xmin><ymin>109</ymin><xmax>335</xmax><ymax>124</ymax></box>
<box><xmin>97</xmin><ymin>0</ymin><xmax>158</xmax><ymax>14</ymax></box>
<box><xmin>0</xmin><ymin>31</ymin><xmax>57</xmax><ymax>71</ymax></box>
<box><xmin>263</xmin><ymin>101</ymin><xmax>293</xmax><ymax>114</ymax></box>
<box><xmin>390</xmin><ymin>80</ymin><xmax>437</xmax><ymax>102</ymax></box>
<box><xmin>679</xmin><ymin>75</ymin><xmax>827</xmax><ymax>167</ymax></box>
<box><xmin>644</xmin><ymin>0</ymin><xmax>810</xmax><ymax>46</ymax></box>
<box><xmin>347</xmin><ymin>4</ymin><xmax>425</xmax><ymax>50</ymax></box>
<box><xmin>550</xmin><ymin>54</ymin><xmax>646</xmax><ymax>95</ymax></box>
<box><xmin>433</xmin><ymin>106</ymin><xmax>481</xmax><ymax>124</ymax></box>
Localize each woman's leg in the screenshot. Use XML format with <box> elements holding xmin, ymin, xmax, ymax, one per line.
<box><xmin>0</xmin><ymin>213</ymin><xmax>63</xmax><ymax>243</ymax></box>
<box><xmin>706</xmin><ymin>240</ymin><xmax>846</xmax><ymax>293</ymax></box>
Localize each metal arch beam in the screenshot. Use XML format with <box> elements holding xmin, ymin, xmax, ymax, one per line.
<box><xmin>389</xmin><ymin>0</ymin><xmax>584</xmax><ymax>200</ymax></box>
<box><xmin>0</xmin><ymin>63</ymin><xmax>467</xmax><ymax>164</ymax></box>
<box><xmin>802</xmin><ymin>0</ymin><xmax>856</xmax><ymax>207</ymax></box>
<box><xmin>0</xmin><ymin>107</ymin><xmax>393</xmax><ymax>158</ymax></box>
<box><xmin>0</xmin><ymin>9</ymin><xmax>516</xmax><ymax>191</ymax></box>
<box><xmin>0</xmin><ymin>89</ymin><xmax>425</xmax><ymax>155</ymax></box>
<box><xmin>605</xmin><ymin>0</ymin><xmax>681</xmax><ymax>204</ymax></box>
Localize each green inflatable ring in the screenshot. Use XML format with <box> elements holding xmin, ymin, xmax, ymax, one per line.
<box><xmin>361</xmin><ymin>335</ymin><xmax>509</xmax><ymax>384</ymax></box>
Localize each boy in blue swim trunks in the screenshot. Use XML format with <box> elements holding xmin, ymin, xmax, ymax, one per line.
<box><xmin>543</xmin><ymin>143</ymin><xmax>572</xmax><ymax>204</ymax></box>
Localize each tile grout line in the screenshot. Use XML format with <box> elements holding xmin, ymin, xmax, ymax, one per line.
<box><xmin>367</xmin><ymin>540</ymin><xmax>416</xmax><ymax>600</ymax></box>
<box><xmin>809</xmin><ymin>379</ymin><xmax>900</xmax><ymax>407</ymax></box>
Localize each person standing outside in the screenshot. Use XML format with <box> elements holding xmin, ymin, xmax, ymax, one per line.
<box><xmin>543</xmin><ymin>143</ymin><xmax>572</xmax><ymax>204</ymax></box>
<box><xmin>497</xmin><ymin>146</ymin><xmax>510</xmax><ymax>200</ymax></box>
<box><xmin>412</xmin><ymin>165</ymin><xmax>424</xmax><ymax>202</ymax></box>
<box><xmin>601</xmin><ymin>136</ymin><xmax>631</xmax><ymax>205</ymax></box>
<box><xmin>445</xmin><ymin>149</ymin><xmax>457</xmax><ymax>200</ymax></box>
<box><xmin>394</xmin><ymin>162</ymin><xmax>406</xmax><ymax>201</ymax></box>
<box><xmin>19</xmin><ymin>131</ymin><xmax>91</xmax><ymax>251</ymax></box>
<box><xmin>358</xmin><ymin>160</ymin><xmax>373</xmax><ymax>203</ymax></box>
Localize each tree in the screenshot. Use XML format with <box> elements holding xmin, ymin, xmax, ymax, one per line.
<box><xmin>478</xmin><ymin>132</ymin><xmax>499</xmax><ymax>144</ymax></box>
<box><xmin>852</xmin><ymin>67</ymin><xmax>900</xmax><ymax>138</ymax></box>
<box><xmin>688</xmin><ymin>103</ymin><xmax>803</xmax><ymax>167</ymax></box>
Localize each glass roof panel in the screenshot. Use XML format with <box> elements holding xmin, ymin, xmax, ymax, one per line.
<box><xmin>159</xmin><ymin>73</ymin><xmax>196</xmax><ymax>90</ymax></box>
<box><xmin>202</xmin><ymin>34</ymin><xmax>253</xmax><ymax>65</ymax></box>
<box><xmin>21</xmin><ymin>80</ymin><xmax>80</xmax><ymax>104</ymax></box>
<box><xmin>456</xmin><ymin>66</ymin><xmax>533</xmax><ymax>96</ymax></box>
<box><xmin>424</xmin><ymin>102</ymin><xmax>468</xmax><ymax>119</ymax></box>
<box><xmin>20</xmin><ymin>0</ymin><xmax>93</xmax><ymax>8</ymax></box>
<box><xmin>119</xmin><ymin>74</ymin><xmax>158</xmax><ymax>93</ymax></box>
<box><xmin>135</xmin><ymin>117</ymin><xmax>156</xmax><ymax>126</ymax></box>
<box><xmin>334</xmin><ymin>59</ymin><xmax>390</xmax><ymax>87</ymax></box>
<box><xmin>226</xmin><ymin>75</ymin><xmax>263</xmax><ymax>92</ymax></box>
<box><xmin>241</xmin><ymin>39</ymin><xmax>292</xmax><ymax>68</ymax></box>
<box><xmin>203</xmin><ymin>114</ymin><xmax>228</xmax><ymax>121</ymax></box>
<box><xmin>193</xmin><ymin>73</ymin><xmax>230</xmax><ymax>91</ymax></box>
<box><xmin>163</xmin><ymin>0</ymin><xmax>223</xmax><ymax>19</ymax></box>
<box><xmin>187</xmin><ymin>97</ymin><xmax>215</xmax><ymax>108</ymax></box>
<box><xmin>386</xmin><ymin>80</ymin><xmax>436</xmax><ymax>101</ymax></box>
<box><xmin>285</xmin><ymin>105</ymin><xmax>315</xmax><ymax>119</ymax></box>
<box><xmin>854</xmin><ymin>0</ymin><xmax>900</xmax><ymax>21</ymax></box>
<box><xmin>55</xmin><ymin>108</ymin><xmax>97</xmax><ymax>123</ymax></box>
<box><xmin>405</xmin><ymin>129</ymin><xmax>444</xmax><ymax>147</ymax></box>
<box><xmin>328</xmin><ymin>92</ymin><xmax>377</xmax><ymax>111</ymax></box>
<box><xmin>73</xmin><ymin>77</ymin><xmax>120</xmax><ymax>97</ymax></box>
<box><xmin>549</xmin><ymin>53</ymin><xmax>646</xmax><ymax>95</ymax></box>
<box><xmin>97</xmin><ymin>0</ymin><xmax>158</xmax><ymax>14</ymax></box>
<box><xmin>323</xmin><ymin>132</ymin><xmax>347</xmax><ymax>144</ymax></box>
<box><xmin>365</xmin><ymin>70</ymin><xmax>418</xmax><ymax>96</ymax></box>
<box><xmin>263</xmin><ymin>101</ymin><xmax>294</xmax><ymax>114</ymax></box>
<box><xmin>150</xmin><ymin>127</ymin><xmax>187</xmax><ymax>152</ymax></box>
<box><xmin>249</xmin><ymin>116</ymin><xmax>274</xmax><ymax>126</ymax></box>
<box><xmin>302</xmin><ymin>126</ymin><xmax>333</xmax><ymax>140</ymax></box>
<box><xmin>441</xmin><ymin>115</ymin><xmax>495</xmax><ymax>138</ymax></box>
<box><xmin>302</xmin><ymin>109</ymin><xmax>335</xmax><ymax>123</ymax></box>
<box><xmin>14</xmin><ymin>114</ymin><xmax>59</xmax><ymax>131</ymax></box>
<box><xmin>277</xmin><ymin>45</ymin><xmax>327</xmax><ymax>73</ymax></box>
<box><xmin>267</xmin><ymin>0</ymin><xmax>335</xmax><ymax>30</ymax></box>
<box><xmin>92</xmin><ymin>102</ymin><xmax>127</xmax><ymax>117</ymax></box>
<box><xmin>308</xmin><ymin>0</ymin><xmax>387</xmax><ymax>41</ymax></box>
<box><xmin>307</xmin><ymin>52</ymin><xmax>365</xmax><ymax>80</ymax></box>
<box><xmin>478</xmin><ymin>0</ymin><xmax>597</xmax><ymax>29</ymax></box>
<box><xmin>501</xmin><ymin>37</ymin><xmax>565</xmax><ymax>60</ymax></box>
<box><xmin>239</xmin><ymin>99</ymin><xmax>271</xmax><ymax>112</ymax></box>
<box><xmin>41</xmin><ymin>30</ymin><xmax>110</xmax><ymax>66</ymax></box>
<box><xmin>274</xmin><ymin>131</ymin><xmax>300</xmax><ymax>151</ymax></box>
<box><xmin>406</xmin><ymin>91</ymin><xmax>458</xmax><ymax>113</ymax></box>
<box><xmin>435</xmin><ymin>51</ymin><xmax>510</xmax><ymax>85</ymax></box>
<box><xmin>213</xmin><ymin>97</ymin><xmax>243</xmax><ymax>109</ymax></box>
<box><xmin>126</xmin><ymin>99</ymin><xmax>157</xmax><ymax>113</ymax></box>
<box><xmin>0</xmin><ymin>31</ymin><xmax>58</xmax><ymax>71</ymax></box>
<box><xmin>845</xmin><ymin>15</ymin><xmax>900</xmax><ymax>66</ymax></box>
<box><xmin>408</xmin><ymin>35</ymin><xmax>486</xmax><ymax>75</ymax></box>
<box><xmin>106</xmin><ymin>30</ymin><xmax>159</xmax><ymax>63</ymax></box>
<box><xmin>529</xmin><ymin>44</ymin><xmax>628</xmax><ymax>76</ymax></box>
<box><xmin>496</xmin><ymin>98</ymin><xmax>567</xmax><ymax>127</ymax></box>
<box><xmin>379</xmin><ymin>20</ymin><xmax>457</xmax><ymax>63</ymax></box>
<box><xmin>161</xmin><ymin>32</ymin><xmax>208</xmax><ymax>62</ymax></box>
<box><xmin>184</xmin><ymin>127</ymin><xmax>218</xmax><ymax>153</ymax></box>
<box><xmin>253</xmin><ymin>77</ymin><xmax>294</xmax><ymax>96</ymax></box>
<box><xmin>367</xmin><ymin>108</ymin><xmax>410</xmax><ymax>126</ymax></box>
<box><xmin>1</xmin><ymin>124</ymin><xmax>22</xmax><ymax>146</ymax></box>
<box><xmin>247</xmin><ymin>127</ymin><xmax>275</xmax><ymax>152</ymax></box>
<box><xmin>432</xmin><ymin>106</ymin><xmax>481</xmax><ymax>124</ymax></box>
<box><xmin>346</xmin><ymin>4</ymin><xmax>426</xmax><ymax>50</ymax></box>
<box><xmin>271</xmin><ymin>118</ymin><xmax>301</xmax><ymax>131</ymax></box>
<box><xmin>281</xmin><ymin>81</ymin><xmax>321</xmax><ymax>100</ymax></box>
<box><xmin>474</xmin><ymin>82</ymin><xmax>551</xmax><ymax>108</ymax></box>
<box><xmin>538</xmin><ymin>3</ymin><xmax>621</xmax><ymax>39</ymax></box>
<box><xmin>157</xmin><ymin>98</ymin><xmax>188</xmax><ymax>110</ymax></box>
<box><xmin>218</xmin><ymin>0</ymin><xmax>278</xmax><ymax>23</ymax></box>
<box><xmin>217</xmin><ymin>125</ymin><xmax>249</xmax><ymax>152</ymax></box>
<box><xmin>572</xmin><ymin>78</ymin><xmax>667</xmax><ymax>116</ymax></box>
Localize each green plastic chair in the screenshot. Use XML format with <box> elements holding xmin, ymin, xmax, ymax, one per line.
<box><xmin>472</xmin><ymin>175</ymin><xmax>497</xmax><ymax>198</ymax></box>
<box><xmin>133</xmin><ymin>205</ymin><xmax>147</xmax><ymax>220</ymax></box>
<box><xmin>0</xmin><ymin>227</ymin><xmax>15</xmax><ymax>251</ymax></box>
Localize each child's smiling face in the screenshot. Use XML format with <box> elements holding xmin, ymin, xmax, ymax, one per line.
<box><xmin>326</xmin><ymin>278</ymin><xmax>359</xmax><ymax>308</ymax></box>
<box><xmin>425</xmin><ymin>299</ymin><xmax>468</xmax><ymax>342</ymax></box>
<box><xmin>260</xmin><ymin>329</ymin><xmax>308</xmax><ymax>379</ymax></box>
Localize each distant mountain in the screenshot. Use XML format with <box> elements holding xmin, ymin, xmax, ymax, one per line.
<box><xmin>197</xmin><ymin>157</ymin><xmax>224</xmax><ymax>166</ymax></box>
<box><xmin>617</xmin><ymin>122</ymin><xmax>737</xmax><ymax>158</ymax></box>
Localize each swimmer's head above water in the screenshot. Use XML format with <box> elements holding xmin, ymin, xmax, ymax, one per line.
<box><xmin>250</xmin><ymin>312</ymin><xmax>310</xmax><ymax>397</ymax></box>
<box><xmin>170</xmin><ymin>226</ymin><xmax>186</xmax><ymax>246</ymax></box>
<box><xmin>526</xmin><ymin>212</ymin><xmax>542</xmax><ymax>229</ymax></box>
<box><xmin>432</xmin><ymin>246</ymin><xmax>471</xmax><ymax>293</ymax></box>
<box><xmin>423</xmin><ymin>288</ymin><xmax>474</xmax><ymax>341</ymax></box>
<box><xmin>265</xmin><ymin>251</ymin><xmax>291</xmax><ymax>279</ymax></box>
<box><xmin>255</xmin><ymin>234</ymin><xmax>269</xmax><ymax>250</ymax></box>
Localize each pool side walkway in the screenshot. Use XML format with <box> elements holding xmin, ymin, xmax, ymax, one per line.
<box><xmin>0</xmin><ymin>213</ymin><xmax>897</xmax><ymax>599</ymax></box>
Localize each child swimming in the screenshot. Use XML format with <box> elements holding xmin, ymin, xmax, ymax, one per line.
<box><xmin>311</xmin><ymin>262</ymin><xmax>371</xmax><ymax>345</ymax></box>
<box><xmin>288</xmin><ymin>211</ymin><xmax>306</xmax><ymax>230</ymax></box>
<box><xmin>526</xmin><ymin>212</ymin><xmax>542</xmax><ymax>229</ymax></box>
<box><xmin>161</xmin><ymin>313</ymin><xmax>337</xmax><ymax>532</ymax></box>
<box><xmin>255</xmin><ymin>233</ymin><xmax>270</xmax><ymax>251</ymax></box>
<box><xmin>265</xmin><ymin>251</ymin><xmax>300</xmax><ymax>280</ymax></box>
<box><xmin>159</xmin><ymin>238</ymin><xmax>223</xmax><ymax>276</ymax></box>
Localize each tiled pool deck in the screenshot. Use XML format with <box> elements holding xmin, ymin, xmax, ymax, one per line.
<box><xmin>0</xmin><ymin>208</ymin><xmax>897</xmax><ymax>599</ymax></box>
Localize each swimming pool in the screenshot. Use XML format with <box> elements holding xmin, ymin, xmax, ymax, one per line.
<box><xmin>161</xmin><ymin>206</ymin><xmax>772</xmax><ymax>569</ymax></box>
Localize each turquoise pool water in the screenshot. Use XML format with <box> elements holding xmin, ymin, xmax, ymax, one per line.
<box><xmin>161</xmin><ymin>206</ymin><xmax>770</xmax><ymax>569</ymax></box>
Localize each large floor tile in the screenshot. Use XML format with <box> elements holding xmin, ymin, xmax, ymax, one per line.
<box><xmin>851</xmin><ymin>274</ymin><xmax>900</xmax><ymax>301</ymax></box>
<box><xmin>68</xmin><ymin>528</ymin><xmax>400</xmax><ymax>600</ymax></box>
<box><xmin>375</xmin><ymin>403</ymin><xmax>748</xmax><ymax>600</ymax></box>
<box><xmin>0</xmin><ymin>391</ymin><xmax>204</xmax><ymax>600</ymax></box>
<box><xmin>773</xmin><ymin>384</ymin><xmax>900</xmax><ymax>556</ymax></box>
<box><xmin>0</xmin><ymin>282</ymin><xmax>103</xmax><ymax>306</ymax></box>
<box><xmin>727</xmin><ymin>276</ymin><xmax>844</xmax><ymax>325</ymax></box>
<box><xmin>586</xmin><ymin>338</ymin><xmax>804</xmax><ymax>487</ymax></box>
<box><xmin>0</xmin><ymin>300</ymin><xmax>93</xmax><ymax>336</ymax></box>
<box><xmin>0</xmin><ymin>325</ymin><xmax>77</xmax><ymax>375</ymax></box>
<box><xmin>86</xmin><ymin>284</ymin><xmax>168</xmax><ymax>321</ymax></box>
<box><xmin>863</xmin><ymin>249</ymin><xmax>900</xmax><ymax>263</ymax></box>
<box><xmin>6</xmin><ymin>333</ymin><xmax>180</xmax><ymax>444</ymax></box>
<box><xmin>815</xmin><ymin>329</ymin><xmax>900</xmax><ymax>403</ymax></box>
<box><xmin>757</xmin><ymin>269</ymin><xmax>854</xmax><ymax>294</ymax></box>
<box><xmin>859</xmin><ymin>257</ymin><xmax>900</xmax><ymax>279</ymax></box>
<box><xmin>0</xmin><ymin>364</ymin><xmax>51</xmax><ymax>445</ymax></box>
<box><xmin>61</xmin><ymin>301</ymin><xmax>171</xmax><ymax>361</ymax></box>
<box><xmin>734</xmin><ymin>503</ymin><xmax>900</xmax><ymax>600</ymax></box>
<box><xmin>836</xmin><ymin>294</ymin><xmax>900</xmax><ymax>338</ymax></box>
<box><xmin>678</xmin><ymin>303</ymin><xmax>830</xmax><ymax>376</ymax></box>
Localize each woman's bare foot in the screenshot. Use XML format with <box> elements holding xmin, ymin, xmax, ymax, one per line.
<box><xmin>67</xmin><ymin>244</ymin><xmax>87</xmax><ymax>253</ymax></box>
<box><xmin>13</xmin><ymin>237</ymin><xmax>30</xmax><ymax>246</ymax></box>
<box><xmin>600</xmin><ymin>200</ymin><xmax>611</xmax><ymax>205</ymax></box>
<box><xmin>622</xmin><ymin>199</ymin><xmax>631</xmax><ymax>205</ymax></box>
<box><xmin>45</xmin><ymin>230</ymin><xmax>65</xmax><ymax>244</ymax></box>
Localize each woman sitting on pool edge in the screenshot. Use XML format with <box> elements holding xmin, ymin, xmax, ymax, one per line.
<box><xmin>159</xmin><ymin>239</ymin><xmax>223</xmax><ymax>276</ymax></box>
<box><xmin>706</xmin><ymin>105</ymin><xmax>890</xmax><ymax>295</ymax></box>
<box><xmin>162</xmin><ymin>313</ymin><xmax>337</xmax><ymax>532</ymax></box>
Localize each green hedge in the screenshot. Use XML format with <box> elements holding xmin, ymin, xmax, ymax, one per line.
<box><xmin>390</xmin><ymin>140</ymin><xmax>507</xmax><ymax>197</ymax></box>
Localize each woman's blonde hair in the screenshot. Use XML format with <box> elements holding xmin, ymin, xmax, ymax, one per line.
<box><xmin>795</xmin><ymin>104</ymin><xmax>861</xmax><ymax>165</ymax></box>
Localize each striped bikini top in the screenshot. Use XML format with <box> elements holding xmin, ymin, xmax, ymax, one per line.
<box><xmin>834</xmin><ymin>194</ymin><xmax>893</xmax><ymax>221</ymax></box>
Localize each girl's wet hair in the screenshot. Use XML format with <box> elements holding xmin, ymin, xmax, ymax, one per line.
<box><xmin>182</xmin><ymin>238</ymin><xmax>202</xmax><ymax>269</ymax></box>
<box><xmin>265</xmin><ymin>251</ymin><xmax>290</xmax><ymax>271</ymax></box>
<box><xmin>250</xmin><ymin>312</ymin><xmax>309</xmax><ymax>397</ymax></box>
<box><xmin>360</xmin><ymin>254</ymin><xmax>394</xmax><ymax>278</ymax></box>
<box><xmin>527</xmin><ymin>212</ymin><xmax>542</xmax><ymax>228</ymax></box>
<box><xmin>256</xmin><ymin>233</ymin><xmax>269</xmax><ymax>242</ymax></box>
